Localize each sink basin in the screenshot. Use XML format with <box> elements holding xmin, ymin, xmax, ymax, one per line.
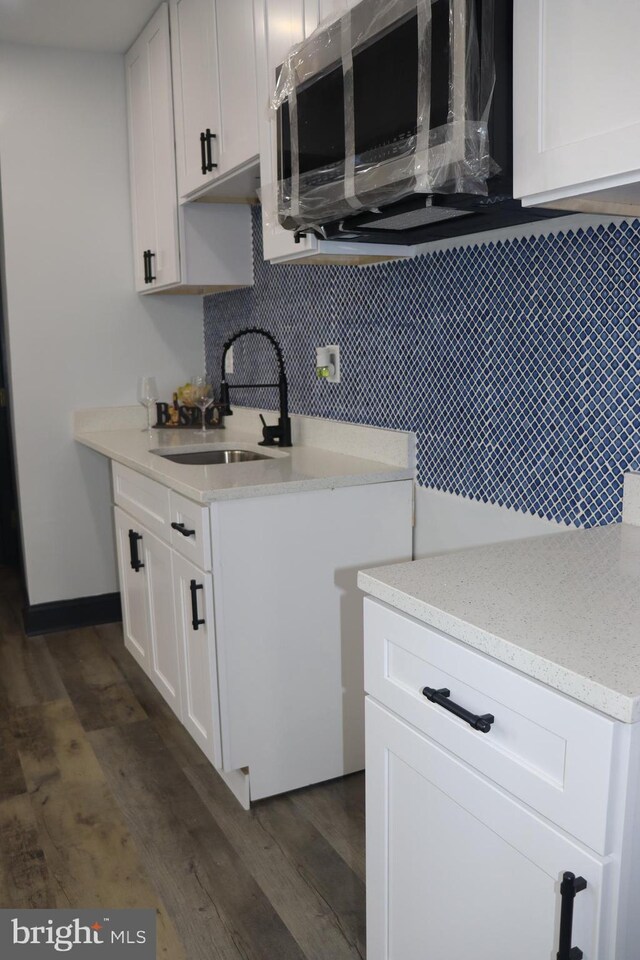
<box><xmin>154</xmin><ymin>448</ymin><xmax>273</xmax><ymax>466</ymax></box>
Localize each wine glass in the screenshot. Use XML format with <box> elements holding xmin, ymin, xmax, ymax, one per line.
<box><xmin>137</xmin><ymin>376</ymin><xmax>159</xmax><ymax>432</ymax></box>
<box><xmin>191</xmin><ymin>375</ymin><xmax>213</xmax><ymax>434</ymax></box>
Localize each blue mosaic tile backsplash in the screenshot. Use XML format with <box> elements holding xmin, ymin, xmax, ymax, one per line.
<box><xmin>204</xmin><ymin>209</ymin><xmax>640</xmax><ymax>528</ymax></box>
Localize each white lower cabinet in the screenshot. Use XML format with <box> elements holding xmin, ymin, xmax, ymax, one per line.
<box><xmin>363</xmin><ymin>599</ymin><xmax>640</xmax><ymax>960</ymax></box>
<box><xmin>112</xmin><ymin>461</ymin><xmax>413</xmax><ymax>808</ymax></box>
<box><xmin>172</xmin><ymin>551</ymin><xmax>222</xmax><ymax>767</ymax></box>
<box><xmin>114</xmin><ymin>506</ymin><xmax>182</xmax><ymax>718</ymax></box>
<box><xmin>366</xmin><ymin>699</ymin><xmax>609</xmax><ymax>960</ymax></box>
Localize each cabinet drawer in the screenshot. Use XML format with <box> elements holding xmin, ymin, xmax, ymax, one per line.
<box><xmin>112</xmin><ymin>462</ymin><xmax>171</xmax><ymax>540</ymax></box>
<box><xmin>169</xmin><ymin>490</ymin><xmax>211</xmax><ymax>570</ymax></box>
<box><xmin>364</xmin><ymin>599</ymin><xmax>617</xmax><ymax>855</ymax></box>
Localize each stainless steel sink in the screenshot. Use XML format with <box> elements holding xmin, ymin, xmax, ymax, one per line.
<box><xmin>155</xmin><ymin>448</ymin><xmax>273</xmax><ymax>466</ymax></box>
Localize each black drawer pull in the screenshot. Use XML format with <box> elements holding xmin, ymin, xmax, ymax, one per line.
<box><xmin>147</xmin><ymin>250</ymin><xmax>156</xmax><ymax>282</ymax></box>
<box><xmin>143</xmin><ymin>250</ymin><xmax>149</xmax><ymax>283</ymax></box>
<box><xmin>200</xmin><ymin>130</ymin><xmax>207</xmax><ymax>174</ymax></box>
<box><xmin>128</xmin><ymin>529</ymin><xmax>144</xmax><ymax>572</ymax></box>
<box><xmin>557</xmin><ymin>872</ymin><xmax>587</xmax><ymax>960</ymax></box>
<box><xmin>422</xmin><ymin>686</ymin><xmax>495</xmax><ymax>734</ymax></box>
<box><xmin>171</xmin><ymin>521</ymin><xmax>196</xmax><ymax>538</ymax></box>
<box><xmin>205</xmin><ymin>128</ymin><xmax>218</xmax><ymax>171</ymax></box>
<box><xmin>190</xmin><ymin>579</ymin><xmax>205</xmax><ymax>631</ymax></box>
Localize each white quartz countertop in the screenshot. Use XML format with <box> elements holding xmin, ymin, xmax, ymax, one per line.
<box><xmin>75</xmin><ymin>422</ymin><xmax>413</xmax><ymax>503</ymax></box>
<box><xmin>359</xmin><ymin>525</ymin><xmax>640</xmax><ymax>722</ymax></box>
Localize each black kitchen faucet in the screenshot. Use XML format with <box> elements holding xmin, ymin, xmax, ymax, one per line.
<box><xmin>219</xmin><ymin>327</ymin><xmax>293</xmax><ymax>447</ymax></box>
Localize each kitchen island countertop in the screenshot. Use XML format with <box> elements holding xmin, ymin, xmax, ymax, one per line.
<box><xmin>359</xmin><ymin>523</ymin><xmax>640</xmax><ymax>722</ymax></box>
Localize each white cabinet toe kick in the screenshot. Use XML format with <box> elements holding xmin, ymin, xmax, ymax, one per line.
<box><xmin>113</xmin><ymin>461</ymin><xmax>413</xmax><ymax>807</ymax></box>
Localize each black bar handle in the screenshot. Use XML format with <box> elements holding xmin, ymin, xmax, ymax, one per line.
<box><xmin>190</xmin><ymin>579</ymin><xmax>205</xmax><ymax>631</ymax></box>
<box><xmin>171</xmin><ymin>521</ymin><xmax>196</xmax><ymax>538</ymax></box>
<box><xmin>205</xmin><ymin>129</ymin><xmax>218</xmax><ymax>171</ymax></box>
<box><xmin>147</xmin><ymin>250</ymin><xmax>156</xmax><ymax>282</ymax></box>
<box><xmin>128</xmin><ymin>529</ymin><xmax>144</xmax><ymax>572</ymax></box>
<box><xmin>557</xmin><ymin>872</ymin><xmax>587</xmax><ymax>960</ymax></box>
<box><xmin>200</xmin><ymin>131</ymin><xmax>207</xmax><ymax>174</ymax></box>
<box><xmin>143</xmin><ymin>250</ymin><xmax>150</xmax><ymax>284</ymax></box>
<box><xmin>422</xmin><ymin>686</ymin><xmax>495</xmax><ymax>734</ymax></box>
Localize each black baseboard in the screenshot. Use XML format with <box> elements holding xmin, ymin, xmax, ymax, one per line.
<box><xmin>23</xmin><ymin>592</ymin><xmax>122</xmax><ymax>637</ymax></box>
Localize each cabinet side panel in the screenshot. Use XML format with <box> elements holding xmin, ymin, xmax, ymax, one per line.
<box><xmin>616</xmin><ymin>723</ymin><xmax>640</xmax><ymax>959</ymax></box>
<box><xmin>211</xmin><ymin>481</ymin><xmax>413</xmax><ymax>799</ymax></box>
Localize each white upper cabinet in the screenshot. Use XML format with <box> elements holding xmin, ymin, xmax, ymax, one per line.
<box><xmin>170</xmin><ymin>0</ymin><xmax>259</xmax><ymax>201</ymax></box>
<box><xmin>125</xmin><ymin>4</ymin><xmax>254</xmax><ymax>294</ymax></box>
<box><xmin>215</xmin><ymin>1</ymin><xmax>260</xmax><ymax>177</ymax></box>
<box><xmin>253</xmin><ymin>0</ymin><xmax>312</xmax><ymax>262</ymax></box>
<box><xmin>125</xmin><ymin>5</ymin><xmax>181</xmax><ymax>291</ymax></box>
<box><xmin>514</xmin><ymin>0</ymin><xmax>640</xmax><ymax>214</ymax></box>
<box><xmin>253</xmin><ymin>0</ymin><xmax>414</xmax><ymax>263</ymax></box>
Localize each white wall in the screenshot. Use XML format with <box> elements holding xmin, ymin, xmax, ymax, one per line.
<box><xmin>0</xmin><ymin>42</ymin><xmax>205</xmax><ymax>606</ymax></box>
<box><xmin>414</xmin><ymin>487</ymin><xmax>562</xmax><ymax>558</ymax></box>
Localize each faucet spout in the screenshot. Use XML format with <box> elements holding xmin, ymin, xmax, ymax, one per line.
<box><xmin>220</xmin><ymin>327</ymin><xmax>292</xmax><ymax>447</ymax></box>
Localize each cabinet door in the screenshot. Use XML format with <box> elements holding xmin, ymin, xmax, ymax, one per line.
<box><xmin>366</xmin><ymin>699</ymin><xmax>612</xmax><ymax>960</ymax></box>
<box><xmin>253</xmin><ymin>0</ymin><xmax>318</xmax><ymax>262</ymax></box>
<box><xmin>173</xmin><ymin>552</ymin><xmax>223</xmax><ymax>768</ymax></box>
<box><xmin>170</xmin><ymin>0</ymin><xmax>221</xmax><ymax>198</ymax></box>
<box><xmin>215</xmin><ymin>0</ymin><xmax>259</xmax><ymax>176</ymax></box>
<box><xmin>125</xmin><ymin>29</ymin><xmax>155</xmax><ymax>291</ymax></box>
<box><xmin>114</xmin><ymin>507</ymin><xmax>150</xmax><ymax>672</ymax></box>
<box><xmin>514</xmin><ymin>1</ymin><xmax>640</xmax><ymax>206</ymax></box>
<box><xmin>142</xmin><ymin>529</ymin><xmax>182</xmax><ymax>717</ymax></box>
<box><xmin>125</xmin><ymin>4</ymin><xmax>180</xmax><ymax>291</ymax></box>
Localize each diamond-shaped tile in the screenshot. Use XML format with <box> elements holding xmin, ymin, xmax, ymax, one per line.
<box><xmin>204</xmin><ymin>208</ymin><xmax>640</xmax><ymax>531</ymax></box>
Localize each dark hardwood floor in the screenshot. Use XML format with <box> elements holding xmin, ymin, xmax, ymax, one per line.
<box><xmin>0</xmin><ymin>567</ymin><xmax>366</xmax><ymax>959</ymax></box>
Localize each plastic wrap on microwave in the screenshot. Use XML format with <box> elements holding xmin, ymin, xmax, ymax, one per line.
<box><xmin>268</xmin><ymin>0</ymin><xmax>498</xmax><ymax>235</ymax></box>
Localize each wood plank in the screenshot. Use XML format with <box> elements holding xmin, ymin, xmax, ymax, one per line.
<box><xmin>0</xmin><ymin>794</ymin><xmax>58</xmax><ymax>908</ymax></box>
<box><xmin>90</xmin><ymin>720</ymin><xmax>308</xmax><ymax>960</ymax></box>
<box><xmin>46</xmin><ymin>628</ymin><xmax>147</xmax><ymax>732</ymax></box>
<box><xmin>253</xmin><ymin>799</ymin><xmax>365</xmax><ymax>958</ymax></box>
<box><xmin>290</xmin><ymin>774</ymin><xmax>366</xmax><ymax>884</ymax></box>
<box><xmin>186</xmin><ymin>763</ymin><xmax>365</xmax><ymax>960</ymax></box>
<box><xmin>0</xmin><ymin>596</ymin><xmax>67</xmax><ymax>707</ymax></box>
<box><xmin>0</xmin><ymin>707</ymin><xmax>27</xmax><ymax>800</ymax></box>
<box><xmin>0</xmin><ymin>571</ymin><xmax>24</xmax><ymax>634</ymax></box>
<box><xmin>11</xmin><ymin>699</ymin><xmax>185</xmax><ymax>958</ymax></box>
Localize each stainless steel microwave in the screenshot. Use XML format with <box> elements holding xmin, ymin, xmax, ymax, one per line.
<box><xmin>275</xmin><ymin>0</ymin><xmax>565</xmax><ymax>245</ymax></box>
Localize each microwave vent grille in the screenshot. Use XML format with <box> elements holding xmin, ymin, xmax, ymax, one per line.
<box><xmin>357</xmin><ymin>204</ymin><xmax>472</xmax><ymax>231</ymax></box>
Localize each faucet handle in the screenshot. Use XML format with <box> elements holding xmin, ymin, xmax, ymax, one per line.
<box><xmin>259</xmin><ymin>414</ymin><xmax>279</xmax><ymax>447</ymax></box>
